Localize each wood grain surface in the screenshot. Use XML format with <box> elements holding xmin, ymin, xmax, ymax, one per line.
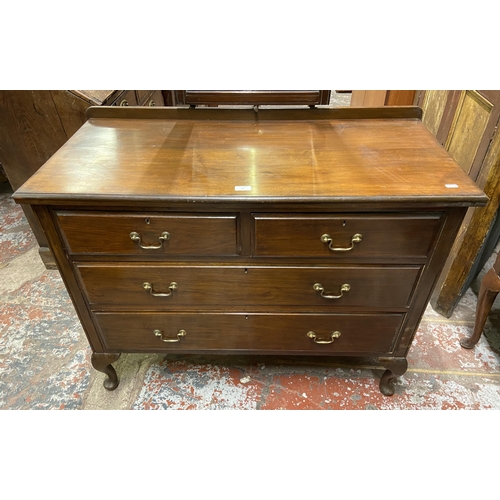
<box><xmin>14</xmin><ymin>107</ymin><xmax>487</xmax><ymax>206</ymax></box>
<box><xmin>95</xmin><ymin>311</ymin><xmax>404</xmax><ymax>354</ymax></box>
<box><xmin>12</xmin><ymin>106</ymin><xmax>488</xmax><ymax>394</ymax></box>
<box><xmin>76</xmin><ymin>263</ymin><xmax>421</xmax><ymax>309</ymax></box>
<box><xmin>56</xmin><ymin>211</ymin><xmax>238</xmax><ymax>256</ymax></box>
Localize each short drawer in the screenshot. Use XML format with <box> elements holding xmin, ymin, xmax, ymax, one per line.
<box><xmin>135</xmin><ymin>90</ymin><xmax>153</xmax><ymax>104</ymax></box>
<box><xmin>56</xmin><ymin>212</ymin><xmax>239</xmax><ymax>256</ymax></box>
<box><xmin>109</xmin><ymin>90</ymin><xmax>138</xmax><ymax>107</ymax></box>
<box><xmin>253</xmin><ymin>213</ymin><xmax>443</xmax><ymax>259</ymax></box>
<box><xmin>95</xmin><ymin>312</ymin><xmax>404</xmax><ymax>354</ymax></box>
<box><xmin>145</xmin><ymin>90</ymin><xmax>164</xmax><ymax>107</ymax></box>
<box><xmin>136</xmin><ymin>90</ymin><xmax>164</xmax><ymax>107</ymax></box>
<box><xmin>77</xmin><ymin>263</ymin><xmax>421</xmax><ymax>309</ymax></box>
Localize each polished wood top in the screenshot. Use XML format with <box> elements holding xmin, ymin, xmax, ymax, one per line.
<box><xmin>14</xmin><ymin>107</ymin><xmax>487</xmax><ymax>206</ymax></box>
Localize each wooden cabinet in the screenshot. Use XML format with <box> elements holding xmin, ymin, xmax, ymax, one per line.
<box><xmin>106</xmin><ymin>90</ymin><xmax>164</xmax><ymax>107</ymax></box>
<box><xmin>0</xmin><ymin>90</ymin><xmax>164</xmax><ymax>268</ymax></box>
<box><xmin>162</xmin><ymin>90</ymin><xmax>331</xmax><ymax>107</ymax></box>
<box><xmin>13</xmin><ymin>106</ymin><xmax>486</xmax><ymax>396</ymax></box>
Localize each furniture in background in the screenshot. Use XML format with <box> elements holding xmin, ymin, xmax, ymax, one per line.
<box><xmin>460</xmin><ymin>252</ymin><xmax>500</xmax><ymax>348</ymax></box>
<box><xmin>13</xmin><ymin>106</ymin><xmax>486</xmax><ymax>396</ymax></box>
<box><xmin>0</xmin><ymin>90</ymin><xmax>164</xmax><ymax>268</ymax></box>
<box><xmin>162</xmin><ymin>90</ymin><xmax>331</xmax><ymax>107</ymax></box>
<box><xmin>350</xmin><ymin>90</ymin><xmax>416</xmax><ymax>107</ymax></box>
<box><xmin>414</xmin><ymin>90</ymin><xmax>500</xmax><ymax>318</ymax></box>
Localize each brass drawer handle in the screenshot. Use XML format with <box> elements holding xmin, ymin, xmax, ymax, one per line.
<box><xmin>148</xmin><ymin>99</ymin><xmax>156</xmax><ymax>106</ymax></box>
<box><xmin>154</xmin><ymin>329</ymin><xmax>187</xmax><ymax>343</ymax></box>
<box><xmin>119</xmin><ymin>99</ymin><xmax>129</xmax><ymax>106</ymax></box>
<box><xmin>307</xmin><ymin>331</ymin><xmax>341</xmax><ymax>344</ymax></box>
<box><xmin>143</xmin><ymin>281</ymin><xmax>178</xmax><ymax>297</ymax></box>
<box><xmin>130</xmin><ymin>231</ymin><xmax>170</xmax><ymax>249</ymax></box>
<box><xmin>313</xmin><ymin>282</ymin><xmax>350</xmax><ymax>299</ymax></box>
<box><xmin>321</xmin><ymin>233</ymin><xmax>362</xmax><ymax>252</ymax></box>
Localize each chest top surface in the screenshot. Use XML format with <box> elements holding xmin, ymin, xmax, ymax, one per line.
<box><xmin>14</xmin><ymin>107</ymin><xmax>487</xmax><ymax>206</ymax></box>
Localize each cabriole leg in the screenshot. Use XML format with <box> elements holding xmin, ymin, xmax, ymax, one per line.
<box><xmin>378</xmin><ymin>357</ymin><xmax>408</xmax><ymax>396</ymax></box>
<box><xmin>91</xmin><ymin>353</ymin><xmax>121</xmax><ymax>390</ymax></box>
<box><xmin>460</xmin><ymin>266</ymin><xmax>500</xmax><ymax>349</ymax></box>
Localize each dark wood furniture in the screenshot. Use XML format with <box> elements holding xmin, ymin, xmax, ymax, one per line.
<box><xmin>13</xmin><ymin>106</ymin><xmax>487</xmax><ymax>396</ymax></box>
<box><xmin>460</xmin><ymin>252</ymin><xmax>500</xmax><ymax>348</ymax></box>
<box><xmin>162</xmin><ymin>90</ymin><xmax>331</xmax><ymax>107</ymax></box>
<box><xmin>0</xmin><ymin>90</ymin><xmax>164</xmax><ymax>268</ymax></box>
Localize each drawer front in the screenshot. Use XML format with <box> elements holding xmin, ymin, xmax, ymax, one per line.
<box><xmin>135</xmin><ymin>90</ymin><xmax>153</xmax><ymax>104</ymax></box>
<box><xmin>77</xmin><ymin>264</ymin><xmax>421</xmax><ymax>309</ymax></box>
<box><xmin>138</xmin><ymin>90</ymin><xmax>163</xmax><ymax>107</ymax></box>
<box><xmin>95</xmin><ymin>312</ymin><xmax>404</xmax><ymax>354</ymax></box>
<box><xmin>109</xmin><ymin>89</ymin><xmax>138</xmax><ymax>107</ymax></box>
<box><xmin>56</xmin><ymin>212</ymin><xmax>239</xmax><ymax>256</ymax></box>
<box><xmin>253</xmin><ymin>214</ymin><xmax>443</xmax><ymax>258</ymax></box>
<box><xmin>146</xmin><ymin>90</ymin><xmax>164</xmax><ymax>107</ymax></box>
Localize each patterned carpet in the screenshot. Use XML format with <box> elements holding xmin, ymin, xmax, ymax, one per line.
<box><xmin>2</xmin><ymin>88</ymin><xmax>500</xmax><ymax>409</ymax></box>
<box><xmin>2</xmin><ymin>177</ymin><xmax>500</xmax><ymax>409</ymax></box>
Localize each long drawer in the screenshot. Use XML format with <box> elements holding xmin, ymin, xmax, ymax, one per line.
<box><xmin>253</xmin><ymin>213</ymin><xmax>443</xmax><ymax>258</ymax></box>
<box><xmin>77</xmin><ymin>263</ymin><xmax>422</xmax><ymax>309</ymax></box>
<box><xmin>56</xmin><ymin>211</ymin><xmax>239</xmax><ymax>256</ymax></box>
<box><xmin>95</xmin><ymin>312</ymin><xmax>404</xmax><ymax>354</ymax></box>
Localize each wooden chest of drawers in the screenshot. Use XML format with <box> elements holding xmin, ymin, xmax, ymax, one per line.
<box><xmin>13</xmin><ymin>106</ymin><xmax>487</xmax><ymax>396</ymax></box>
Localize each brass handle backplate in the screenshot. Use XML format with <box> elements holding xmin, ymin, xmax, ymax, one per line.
<box><xmin>313</xmin><ymin>283</ymin><xmax>350</xmax><ymax>299</ymax></box>
<box><xmin>143</xmin><ymin>281</ymin><xmax>178</xmax><ymax>297</ymax></box>
<box><xmin>154</xmin><ymin>329</ymin><xmax>187</xmax><ymax>343</ymax></box>
<box><xmin>148</xmin><ymin>99</ymin><xmax>156</xmax><ymax>106</ymax></box>
<box><xmin>130</xmin><ymin>231</ymin><xmax>170</xmax><ymax>249</ymax></box>
<box><xmin>119</xmin><ymin>99</ymin><xmax>129</xmax><ymax>106</ymax></box>
<box><xmin>321</xmin><ymin>233</ymin><xmax>362</xmax><ymax>252</ymax></box>
<box><xmin>307</xmin><ymin>331</ymin><xmax>341</xmax><ymax>344</ymax></box>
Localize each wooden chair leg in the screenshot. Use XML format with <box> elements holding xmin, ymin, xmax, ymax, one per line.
<box><xmin>461</xmin><ymin>267</ymin><xmax>500</xmax><ymax>348</ymax></box>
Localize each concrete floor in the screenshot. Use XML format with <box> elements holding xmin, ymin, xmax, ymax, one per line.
<box><xmin>2</xmin><ymin>92</ymin><xmax>500</xmax><ymax>409</ymax></box>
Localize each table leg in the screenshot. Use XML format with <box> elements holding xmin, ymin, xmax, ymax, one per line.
<box><xmin>461</xmin><ymin>266</ymin><xmax>500</xmax><ymax>348</ymax></box>
<box><xmin>91</xmin><ymin>353</ymin><xmax>121</xmax><ymax>390</ymax></box>
<box><xmin>378</xmin><ymin>357</ymin><xmax>408</xmax><ymax>396</ymax></box>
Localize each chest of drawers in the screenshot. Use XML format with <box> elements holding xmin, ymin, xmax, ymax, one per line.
<box><xmin>14</xmin><ymin>106</ymin><xmax>487</xmax><ymax>396</ymax></box>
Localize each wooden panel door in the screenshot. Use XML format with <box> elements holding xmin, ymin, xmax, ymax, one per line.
<box><xmin>419</xmin><ymin>90</ymin><xmax>449</xmax><ymax>136</ymax></box>
<box><xmin>415</xmin><ymin>90</ymin><xmax>500</xmax><ymax>316</ymax></box>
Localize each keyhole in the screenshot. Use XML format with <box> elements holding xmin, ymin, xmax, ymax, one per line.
<box><xmin>244</xmin><ymin>268</ymin><xmax>248</xmax><ymax>274</ymax></box>
<box><xmin>145</xmin><ymin>218</ymin><xmax>151</xmax><ymax>225</ymax></box>
<box><xmin>343</xmin><ymin>220</ymin><xmax>346</xmax><ymax>227</ymax></box>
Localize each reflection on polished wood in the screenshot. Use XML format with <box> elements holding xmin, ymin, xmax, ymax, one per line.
<box><xmin>17</xmin><ymin>107</ymin><xmax>485</xmax><ymax>206</ymax></box>
<box><xmin>14</xmin><ymin>106</ymin><xmax>487</xmax><ymax>395</ymax></box>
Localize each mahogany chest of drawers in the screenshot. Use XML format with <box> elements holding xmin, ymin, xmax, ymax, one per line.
<box><xmin>13</xmin><ymin>106</ymin><xmax>487</xmax><ymax>396</ymax></box>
